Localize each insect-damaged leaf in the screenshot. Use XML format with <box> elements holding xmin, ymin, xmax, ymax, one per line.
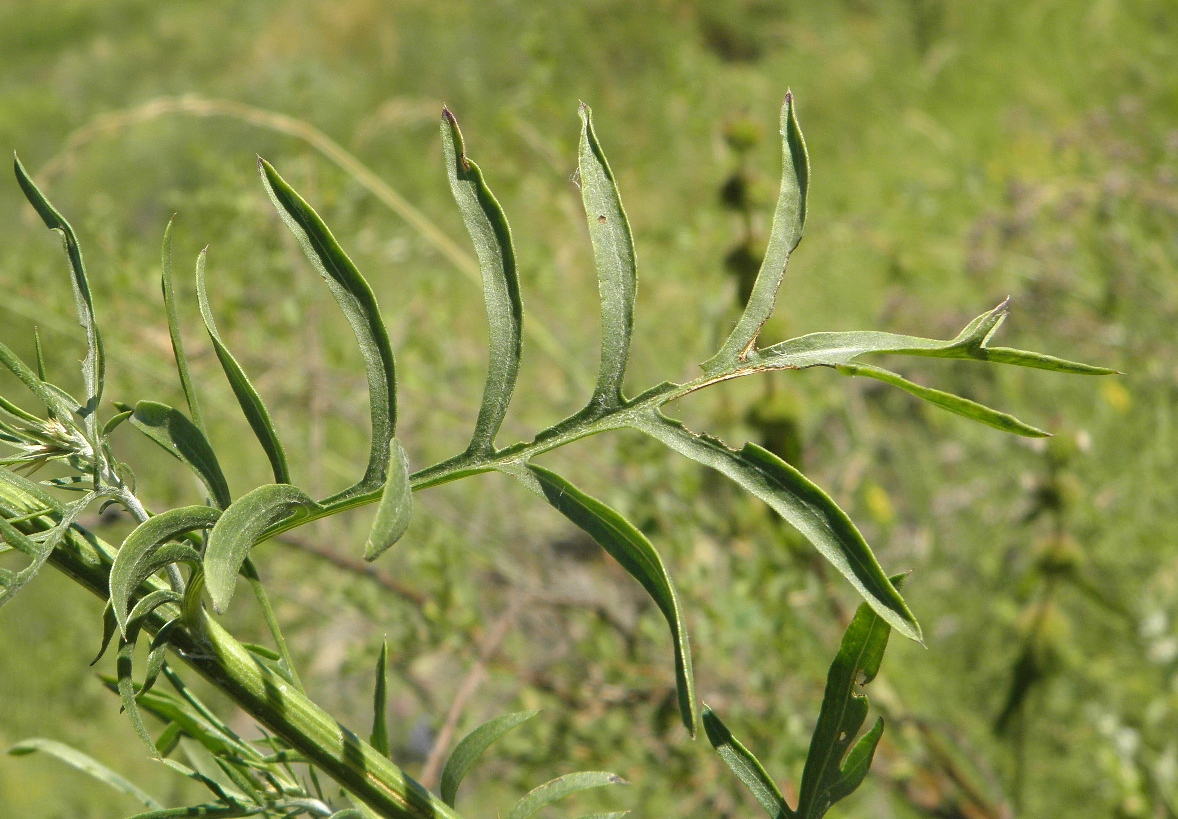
<box><xmin>441</xmin><ymin>709</ymin><xmax>539</xmax><ymax>808</ymax></box>
<box><xmin>196</xmin><ymin>248</ymin><xmax>291</xmax><ymax>485</ymax></box>
<box><xmin>8</xmin><ymin>738</ymin><xmax>163</xmax><ymax>810</ymax></box>
<box><xmin>110</xmin><ymin>505</ymin><xmax>217</xmax><ymax>637</ymax></box>
<box><xmin>754</xmin><ymin>299</ymin><xmax>1116</xmax><ymax>375</ymax></box>
<box><xmin>13</xmin><ymin>154</ymin><xmax>105</xmax><ymax>438</ymax></box>
<box><xmin>260</xmin><ymin>158</ymin><xmax>397</xmax><ymax>501</ymax></box>
<box><xmin>129</xmin><ymin>401</ymin><xmax>232</xmax><ymax>508</ymax></box>
<box><xmin>203</xmin><ymin>483</ymin><xmax>317</xmax><ymax>613</ymax></box>
<box><xmin>506</xmin><ymin>771</ymin><xmax>628</xmax><ymax>819</ymax></box>
<box><xmin>509</xmin><ymin>464</ymin><xmax>696</xmax><ymax>736</ymax></box>
<box><xmin>578</xmin><ymin>104</ymin><xmax>637</xmax><ymax>411</ymax></box>
<box><xmin>704</xmin><ymin>92</ymin><xmax>808</xmax><ymax>373</ymax></box>
<box><xmin>633</xmin><ymin>411</ymin><xmax>920</xmax><ymax>642</ymax></box>
<box><xmin>835</xmin><ymin>363</ymin><xmax>1049</xmax><ymax>438</ymax></box>
<box><xmin>794</xmin><ymin>575</ymin><xmax>907</xmax><ymax>818</ymax></box>
<box><xmin>441</xmin><ymin>108</ymin><xmax>523</xmax><ymax>455</ymax></box>
<box><xmin>363</xmin><ymin>438</ymin><xmax>411</xmax><ymax>562</ymax></box>
<box><xmin>702</xmin><ymin>705</ymin><xmax>791</xmax><ymax>819</ymax></box>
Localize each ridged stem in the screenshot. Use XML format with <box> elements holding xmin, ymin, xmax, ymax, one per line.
<box><xmin>0</xmin><ymin>478</ymin><xmax>462</xmax><ymax>819</ymax></box>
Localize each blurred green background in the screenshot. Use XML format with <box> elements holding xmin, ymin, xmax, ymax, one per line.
<box><xmin>0</xmin><ymin>1</ymin><xmax>1175</xmax><ymax>817</ymax></box>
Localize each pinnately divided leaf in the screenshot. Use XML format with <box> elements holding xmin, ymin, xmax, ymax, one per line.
<box><xmin>506</xmin><ymin>771</ymin><xmax>628</xmax><ymax>819</ymax></box>
<box><xmin>578</xmin><ymin>104</ymin><xmax>637</xmax><ymax>411</ymax></box>
<box><xmin>13</xmin><ymin>154</ymin><xmax>105</xmax><ymax>436</ymax></box>
<box><xmin>129</xmin><ymin>401</ymin><xmax>233</xmax><ymax>507</ymax></box>
<box><xmin>633</xmin><ymin>411</ymin><xmax>920</xmax><ymax>642</ymax></box>
<box><xmin>195</xmin><ymin>247</ymin><xmax>291</xmax><ymax>485</ymax></box>
<box><xmin>363</xmin><ymin>438</ymin><xmax>412</xmax><ymax>562</ymax></box>
<box><xmin>203</xmin><ymin>483</ymin><xmax>317</xmax><ymax>613</ymax></box>
<box><xmin>110</xmin><ymin>505</ymin><xmax>218</xmax><ymax>636</ymax></box>
<box><xmin>702</xmin><ymin>705</ymin><xmax>792</xmax><ymax>819</ymax></box>
<box><xmin>794</xmin><ymin>575</ymin><xmax>906</xmax><ymax>818</ymax></box>
<box><xmin>260</xmin><ymin>157</ymin><xmax>397</xmax><ymax>500</ymax></box>
<box><xmin>441</xmin><ymin>108</ymin><xmax>523</xmax><ymax>455</ymax></box>
<box><xmin>8</xmin><ymin>738</ymin><xmax>163</xmax><ymax>810</ymax></box>
<box><xmin>440</xmin><ymin>709</ymin><xmax>540</xmax><ymax>808</ymax></box>
<box><xmin>0</xmin><ymin>491</ymin><xmax>93</xmax><ymax>608</ymax></box>
<box><xmin>510</xmin><ymin>463</ymin><xmax>696</xmax><ymax>735</ymax></box>
<box><xmin>704</xmin><ymin>92</ymin><xmax>809</xmax><ymax>372</ymax></box>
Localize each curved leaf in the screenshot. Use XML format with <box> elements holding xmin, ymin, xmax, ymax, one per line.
<box><xmin>260</xmin><ymin>158</ymin><xmax>396</xmax><ymax>500</ymax></box>
<box><xmin>363</xmin><ymin>438</ymin><xmax>412</xmax><ymax>562</ymax></box>
<box><xmin>440</xmin><ymin>710</ymin><xmax>539</xmax><ymax>808</ymax></box>
<box><xmin>795</xmin><ymin>575</ymin><xmax>906</xmax><ymax>819</ymax></box>
<box><xmin>196</xmin><ymin>248</ymin><xmax>290</xmax><ymax>485</ymax></box>
<box><xmin>702</xmin><ymin>705</ymin><xmax>792</xmax><ymax>819</ymax></box>
<box><xmin>836</xmin><ymin>363</ymin><xmax>1049</xmax><ymax>437</ymax></box>
<box><xmin>8</xmin><ymin>738</ymin><xmax>163</xmax><ymax>810</ymax></box>
<box><xmin>754</xmin><ymin>300</ymin><xmax>1116</xmax><ymax>375</ymax></box>
<box><xmin>506</xmin><ymin>771</ymin><xmax>627</xmax><ymax>819</ymax></box>
<box><xmin>704</xmin><ymin>92</ymin><xmax>808</xmax><ymax>372</ymax></box>
<box><xmin>110</xmin><ymin>505</ymin><xmax>217</xmax><ymax>637</ymax></box>
<box><xmin>633</xmin><ymin>411</ymin><xmax>920</xmax><ymax>642</ymax></box>
<box><xmin>118</xmin><ymin>589</ymin><xmax>185</xmax><ymax>757</ymax></box>
<box><xmin>441</xmin><ymin>108</ymin><xmax>523</xmax><ymax>454</ymax></box>
<box><xmin>13</xmin><ymin>154</ymin><xmax>105</xmax><ymax>435</ymax></box>
<box><xmin>578</xmin><ymin>104</ymin><xmax>636</xmax><ymax>410</ymax></box>
<box><xmin>204</xmin><ymin>483</ymin><xmax>317</xmax><ymax>613</ymax></box>
<box><xmin>512</xmin><ymin>464</ymin><xmax>696</xmax><ymax>735</ymax></box>
<box><xmin>91</xmin><ymin>600</ymin><xmax>119</xmax><ymax>666</ymax></box>
<box><xmin>130</xmin><ymin>401</ymin><xmax>232</xmax><ymax>507</ymax></box>
<box><xmin>161</xmin><ymin>217</ymin><xmax>206</xmax><ymax>431</ymax></box>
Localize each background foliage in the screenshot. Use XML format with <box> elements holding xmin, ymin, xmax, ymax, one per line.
<box><xmin>0</xmin><ymin>1</ymin><xmax>1175</xmax><ymax>817</ymax></box>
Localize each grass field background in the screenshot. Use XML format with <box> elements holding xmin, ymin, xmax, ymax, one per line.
<box><xmin>0</xmin><ymin>2</ymin><xmax>1176</xmax><ymax>816</ymax></box>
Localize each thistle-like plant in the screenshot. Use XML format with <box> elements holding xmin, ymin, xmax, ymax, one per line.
<box><xmin>0</xmin><ymin>93</ymin><xmax>1112</xmax><ymax>818</ymax></box>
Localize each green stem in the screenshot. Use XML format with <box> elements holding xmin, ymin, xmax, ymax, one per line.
<box><xmin>262</xmin><ymin>366</ymin><xmax>763</xmax><ymax>541</ymax></box>
<box><xmin>0</xmin><ymin>479</ymin><xmax>463</xmax><ymax>819</ymax></box>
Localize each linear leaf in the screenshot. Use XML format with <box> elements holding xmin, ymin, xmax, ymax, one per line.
<box><xmin>836</xmin><ymin>363</ymin><xmax>1049</xmax><ymax>437</ymax></box>
<box><xmin>260</xmin><ymin>158</ymin><xmax>396</xmax><ymax>500</ymax></box>
<box><xmin>130</xmin><ymin>401</ymin><xmax>232</xmax><ymax>508</ymax></box>
<box><xmin>110</xmin><ymin>505</ymin><xmax>216</xmax><ymax>636</ymax></box>
<box><xmin>363</xmin><ymin>438</ymin><xmax>411</xmax><ymax>561</ymax></box>
<box><xmin>119</xmin><ymin>590</ymin><xmax>185</xmax><ymax>757</ymax></box>
<box><xmin>440</xmin><ymin>710</ymin><xmax>539</xmax><ymax>808</ymax></box>
<box><xmin>506</xmin><ymin>771</ymin><xmax>627</xmax><ymax>819</ymax></box>
<box><xmin>633</xmin><ymin>411</ymin><xmax>920</xmax><ymax>642</ymax></box>
<box><xmin>8</xmin><ymin>738</ymin><xmax>163</xmax><ymax>810</ymax></box>
<box><xmin>578</xmin><ymin>104</ymin><xmax>636</xmax><ymax>410</ymax></box>
<box><xmin>0</xmin><ymin>493</ymin><xmax>93</xmax><ymax>608</ymax></box>
<box><xmin>100</xmin><ymin>678</ymin><xmax>245</xmax><ymax>760</ymax></box>
<box><xmin>13</xmin><ymin>154</ymin><xmax>105</xmax><ymax>437</ymax></box>
<box><xmin>92</xmin><ymin>600</ymin><xmax>119</xmax><ymax>665</ymax></box>
<box><xmin>0</xmin><ymin>340</ymin><xmax>79</xmax><ymax>423</ymax></box>
<box><xmin>141</xmin><ymin>618</ymin><xmax>183</xmax><ymax>697</ymax></box>
<box><xmin>513</xmin><ymin>464</ymin><xmax>696</xmax><ymax>735</ymax></box>
<box><xmin>370</xmin><ymin>639</ymin><xmax>390</xmax><ymax>758</ymax></box>
<box><xmin>702</xmin><ymin>705</ymin><xmax>792</xmax><ymax>819</ymax></box>
<box><xmin>796</xmin><ymin>575</ymin><xmax>905</xmax><ymax>819</ymax></box>
<box><xmin>441</xmin><ymin>108</ymin><xmax>523</xmax><ymax>454</ymax></box>
<box><xmin>704</xmin><ymin>92</ymin><xmax>808</xmax><ymax>372</ymax></box>
<box><xmin>203</xmin><ymin>483</ymin><xmax>317</xmax><ymax>613</ymax></box>
<box><xmin>161</xmin><ymin>217</ymin><xmax>206</xmax><ymax>431</ymax></box>
<box><xmin>195</xmin><ymin>248</ymin><xmax>290</xmax><ymax>485</ymax></box>
<box><xmin>754</xmin><ymin>300</ymin><xmax>1116</xmax><ymax>375</ymax></box>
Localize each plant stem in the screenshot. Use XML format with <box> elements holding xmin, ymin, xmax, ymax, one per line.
<box><xmin>0</xmin><ymin>478</ymin><xmax>463</xmax><ymax>819</ymax></box>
